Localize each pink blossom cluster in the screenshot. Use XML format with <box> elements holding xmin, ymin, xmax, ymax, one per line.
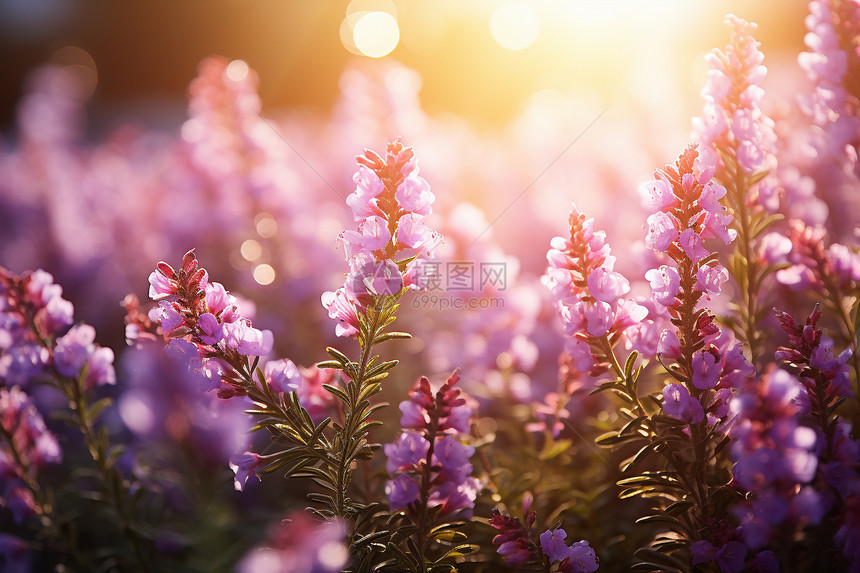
<box><xmin>323</xmin><ymin>140</ymin><xmax>441</xmax><ymax>337</ymax></box>
<box><xmin>383</xmin><ymin>371</ymin><xmax>480</xmax><ymax>517</ymax></box>
<box><xmin>0</xmin><ymin>386</ymin><xmax>62</xmax><ymax>524</ymax></box>
<box><xmin>543</xmin><ymin>205</ymin><xmax>647</xmax><ymax>375</ymax></box>
<box><xmin>147</xmin><ymin>250</ymin><xmax>273</xmax><ymax>397</ymax></box>
<box><xmin>694</xmin><ymin>15</ymin><xmax>780</xmax><ymax>210</ymax></box>
<box><xmin>770</xmin><ymin>220</ymin><xmax>860</xmax><ymax>291</ymax></box>
<box><xmin>0</xmin><ymin>268</ymin><xmax>115</xmax><ymax>389</ymax></box>
<box><xmin>641</xmin><ymin>146</ymin><xmax>755</xmax><ymax>424</ymax></box>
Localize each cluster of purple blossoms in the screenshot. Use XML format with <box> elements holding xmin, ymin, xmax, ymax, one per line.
<box><xmin>728</xmin><ymin>369</ymin><xmax>821</xmax><ymax>551</ymax></box>
<box><xmin>0</xmin><ymin>385</ymin><xmax>62</xmax><ymax>524</ymax></box>
<box><xmin>690</xmin><ymin>518</ymin><xmax>779</xmax><ymax>573</ymax></box>
<box><xmin>383</xmin><ymin>371</ymin><xmax>481</xmax><ymax>517</ymax></box>
<box><xmin>237</xmin><ymin>510</ymin><xmax>348</xmax><ymax>573</ymax></box>
<box><xmin>490</xmin><ymin>495</ymin><xmax>598</xmax><ymax>572</ymax></box>
<box><xmin>147</xmin><ymin>250</ymin><xmax>273</xmax><ymax>398</ymax></box>
<box><xmin>1</xmin><ymin>267</ymin><xmax>116</xmax><ymax>389</ymax></box>
<box><xmin>693</xmin><ymin>15</ymin><xmax>780</xmax><ymax>210</ymax></box>
<box><xmin>323</xmin><ymin>140</ymin><xmax>441</xmax><ymax>337</ymax></box>
<box><xmin>543</xmin><ymin>205</ymin><xmax>647</xmax><ymax>375</ymax></box>
<box><xmin>773</xmin><ymin>305</ymin><xmax>860</xmax><ymax>566</ymax></box>
<box><xmin>641</xmin><ymin>146</ymin><xmax>753</xmax><ymax>424</ymax></box>
<box><xmin>798</xmin><ymin>0</ymin><xmax>860</xmax><ymax>169</ymax></box>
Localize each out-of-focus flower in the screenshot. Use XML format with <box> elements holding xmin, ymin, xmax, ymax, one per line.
<box><xmin>237</xmin><ymin>510</ymin><xmax>348</xmax><ymax>573</ymax></box>
<box><xmin>0</xmin><ymin>386</ymin><xmax>61</xmax><ymax>523</ymax></box>
<box><xmin>693</xmin><ymin>15</ymin><xmax>780</xmax><ymax>211</ymax></box>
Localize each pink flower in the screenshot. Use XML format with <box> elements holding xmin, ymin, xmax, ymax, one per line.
<box><xmin>264</xmin><ymin>359</ymin><xmax>301</xmax><ymax>393</ymax></box>
<box><xmin>395</xmin><ymin>173</ymin><xmax>434</xmax><ymax>215</ymax></box>
<box><xmin>638</xmin><ymin>178</ymin><xmax>677</xmax><ymax>212</ymax></box>
<box><xmin>222</xmin><ymin>319</ymin><xmax>273</xmax><ymax>356</ymax></box>
<box><xmin>321</xmin><ymin>288</ymin><xmax>359</xmax><ymax>338</ymax></box>
<box><xmin>679</xmin><ymin>229</ymin><xmax>709</xmax><ymax>263</ymax></box>
<box><xmin>586</xmin><ymin>267</ymin><xmax>629</xmax><ymax>304</ymax></box>
<box><xmin>197</xmin><ymin>312</ymin><xmax>223</xmax><ymax>345</ymax></box>
<box><xmin>645</xmin><ymin>265</ymin><xmax>681</xmax><ymax>305</ymax></box>
<box><xmin>584</xmin><ymin>301</ymin><xmax>614</xmax><ymax>337</ymax></box>
<box><xmin>696</xmin><ymin>264</ymin><xmax>729</xmax><ymax>296</ymax></box>
<box><xmin>645</xmin><ymin>212</ymin><xmax>679</xmax><ymax>252</ymax></box>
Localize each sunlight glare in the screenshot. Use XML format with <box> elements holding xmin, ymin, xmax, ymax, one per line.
<box><xmin>352</xmin><ymin>11</ymin><xmax>400</xmax><ymax>58</ymax></box>
<box><xmin>490</xmin><ymin>2</ymin><xmax>539</xmax><ymax>51</ymax></box>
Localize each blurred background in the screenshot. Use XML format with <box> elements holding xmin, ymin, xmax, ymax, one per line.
<box><xmin>1</xmin><ymin>0</ymin><xmax>806</xmax><ymax>131</ymax></box>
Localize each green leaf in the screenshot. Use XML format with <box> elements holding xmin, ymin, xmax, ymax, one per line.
<box><xmin>633</xmin><ymin>548</ymin><xmax>686</xmax><ymax>572</ymax></box>
<box><xmin>316</xmin><ymin>360</ymin><xmax>343</xmax><ymax>370</ymax></box>
<box><xmin>373</xmin><ymin>331</ymin><xmax>412</xmax><ymax>344</ymax></box>
<box><xmin>86</xmin><ymin>397</ymin><xmax>113</xmax><ymax>424</ymax></box>
<box><xmin>624</xmin><ymin>351</ymin><xmax>639</xmax><ymax>378</ymax></box>
<box><xmin>323</xmin><ymin>383</ymin><xmax>349</xmax><ymax>404</ymax></box>
<box><xmin>325</xmin><ymin>347</ymin><xmax>352</xmax><ymax>366</ymax></box>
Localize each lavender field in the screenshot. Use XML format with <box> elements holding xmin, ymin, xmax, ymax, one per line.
<box><xmin>1</xmin><ymin>1</ymin><xmax>859</xmax><ymax>572</ymax></box>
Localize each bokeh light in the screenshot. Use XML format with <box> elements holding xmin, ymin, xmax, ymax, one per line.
<box><xmin>253</xmin><ymin>263</ymin><xmax>276</xmax><ymax>285</ymax></box>
<box><xmin>352</xmin><ymin>11</ymin><xmax>400</xmax><ymax>58</ymax></box>
<box><xmin>490</xmin><ymin>2</ymin><xmax>539</xmax><ymax>51</ymax></box>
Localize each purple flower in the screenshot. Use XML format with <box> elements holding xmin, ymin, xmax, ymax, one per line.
<box><xmin>383</xmin><ymin>431</ymin><xmax>427</xmax><ymax>475</ymax></box>
<box><xmin>692</xmin><ymin>350</ymin><xmax>721</xmax><ymax>390</ymax></box>
<box><xmin>691</xmin><ymin>540</ymin><xmax>716</xmax><ymax>564</ymax></box>
<box><xmin>84</xmin><ymin>346</ymin><xmax>116</xmax><ymax>388</ymax></box>
<box><xmin>197</xmin><ymin>312</ymin><xmax>223</xmax><ymax>345</ymax></box>
<box><xmin>264</xmin><ymin>359</ymin><xmax>301</xmax><ymax>393</ymax></box>
<box><xmin>54</xmin><ymin>323</ymin><xmax>96</xmax><ymax>378</ymax></box>
<box><xmin>662</xmin><ymin>383</ymin><xmax>704</xmax><ymax>424</ymax></box>
<box><xmin>385</xmin><ymin>473</ymin><xmax>421</xmax><ymax>509</ymax></box>
<box><xmin>229</xmin><ymin>451</ymin><xmax>265</xmax><ymax>491</ymax></box>
<box><xmin>539</xmin><ymin>530</ymin><xmax>599</xmax><ymax>572</ymax></box>
<box><xmin>679</xmin><ymin>229</ymin><xmax>709</xmax><ymax>263</ymax></box>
